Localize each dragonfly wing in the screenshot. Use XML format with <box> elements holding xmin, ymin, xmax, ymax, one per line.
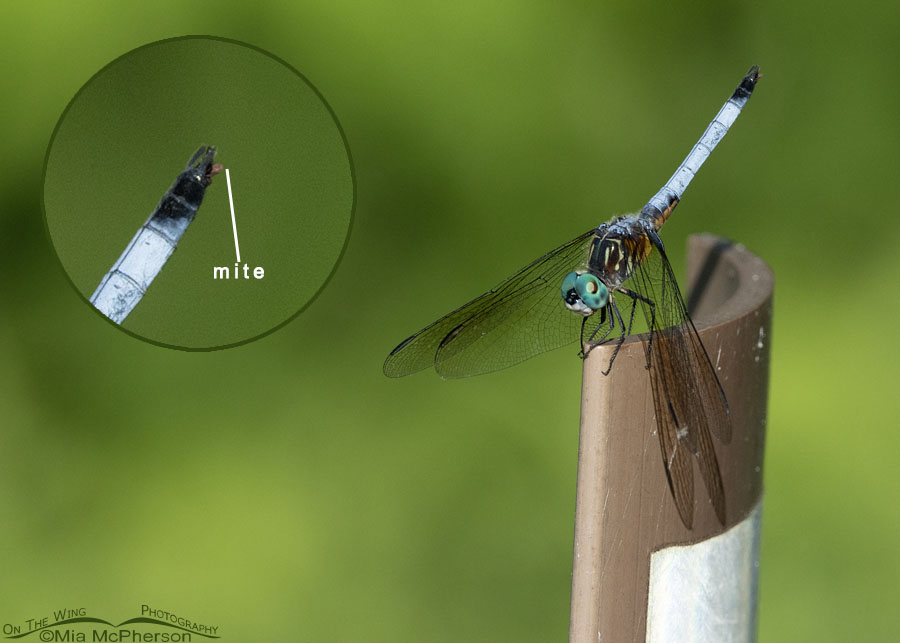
<box><xmin>655</xmin><ymin>391</ymin><xmax>696</xmax><ymax>529</ymax></box>
<box><xmin>629</xmin><ymin>232</ymin><xmax>731</xmax><ymax>526</ymax></box>
<box><xmin>643</xmin><ymin>239</ymin><xmax>732</xmax><ymax>443</ymax></box>
<box><xmin>384</xmin><ymin>229</ymin><xmax>597</xmax><ymax>378</ymax></box>
<box><xmin>383</xmin><ymin>287</ymin><xmax>496</xmax><ymax>377</ymax></box>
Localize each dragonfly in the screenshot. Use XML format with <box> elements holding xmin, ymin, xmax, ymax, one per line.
<box><xmin>384</xmin><ymin>67</ymin><xmax>761</xmax><ymax>529</ymax></box>
<box><xmin>90</xmin><ymin>146</ymin><xmax>223</xmax><ymax>324</ymax></box>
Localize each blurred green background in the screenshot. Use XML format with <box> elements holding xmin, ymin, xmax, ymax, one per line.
<box><xmin>2</xmin><ymin>1</ymin><xmax>897</xmax><ymax>641</ymax></box>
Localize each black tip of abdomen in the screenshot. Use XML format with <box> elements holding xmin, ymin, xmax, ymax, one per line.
<box><xmin>732</xmin><ymin>65</ymin><xmax>761</xmax><ymax>101</ymax></box>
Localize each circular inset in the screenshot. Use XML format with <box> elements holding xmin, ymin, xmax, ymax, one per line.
<box><xmin>43</xmin><ymin>36</ymin><xmax>355</xmax><ymax>350</ymax></box>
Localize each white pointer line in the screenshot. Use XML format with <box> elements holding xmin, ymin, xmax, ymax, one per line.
<box><xmin>226</xmin><ymin>168</ymin><xmax>241</xmax><ymax>263</ymax></box>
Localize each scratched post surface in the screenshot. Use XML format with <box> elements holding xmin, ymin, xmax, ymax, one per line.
<box><xmin>568</xmin><ymin>234</ymin><xmax>773</xmax><ymax>643</ymax></box>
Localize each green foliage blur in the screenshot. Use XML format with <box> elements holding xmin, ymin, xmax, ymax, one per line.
<box><xmin>2</xmin><ymin>2</ymin><xmax>898</xmax><ymax>641</ymax></box>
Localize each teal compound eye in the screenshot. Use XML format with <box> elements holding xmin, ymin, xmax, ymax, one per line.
<box><xmin>575</xmin><ymin>272</ymin><xmax>608</xmax><ymax>310</ymax></box>
<box><xmin>561</xmin><ymin>271</ymin><xmax>609</xmax><ymax>312</ymax></box>
<box><xmin>561</xmin><ymin>271</ymin><xmax>579</xmax><ymax>301</ymax></box>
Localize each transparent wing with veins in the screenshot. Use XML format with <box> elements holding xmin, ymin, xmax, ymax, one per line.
<box><xmin>626</xmin><ymin>233</ymin><xmax>731</xmax><ymax>528</ymax></box>
<box><xmin>383</xmin><ymin>229</ymin><xmax>600</xmax><ymax>379</ymax></box>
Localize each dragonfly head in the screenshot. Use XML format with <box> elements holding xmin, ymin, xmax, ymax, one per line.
<box><xmin>561</xmin><ymin>271</ymin><xmax>608</xmax><ymax>316</ymax></box>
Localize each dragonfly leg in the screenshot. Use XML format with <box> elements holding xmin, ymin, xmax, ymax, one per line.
<box><xmin>617</xmin><ymin>286</ymin><xmax>656</xmax><ymax>368</ymax></box>
<box><xmin>580</xmin><ymin>304</ymin><xmax>614</xmax><ymax>360</ymax></box>
<box><xmin>601</xmin><ymin>299</ymin><xmax>629</xmax><ymax>375</ymax></box>
<box><xmin>589</xmin><ymin>306</ymin><xmax>615</xmax><ymax>343</ymax></box>
<box><xmin>578</xmin><ymin>317</ymin><xmax>587</xmax><ymax>359</ymax></box>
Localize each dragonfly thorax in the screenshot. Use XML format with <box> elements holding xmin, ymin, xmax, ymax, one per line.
<box><xmin>589</xmin><ymin>220</ymin><xmax>653</xmax><ymax>289</ymax></box>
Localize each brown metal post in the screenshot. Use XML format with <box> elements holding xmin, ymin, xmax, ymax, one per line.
<box><xmin>568</xmin><ymin>234</ymin><xmax>773</xmax><ymax>642</ymax></box>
